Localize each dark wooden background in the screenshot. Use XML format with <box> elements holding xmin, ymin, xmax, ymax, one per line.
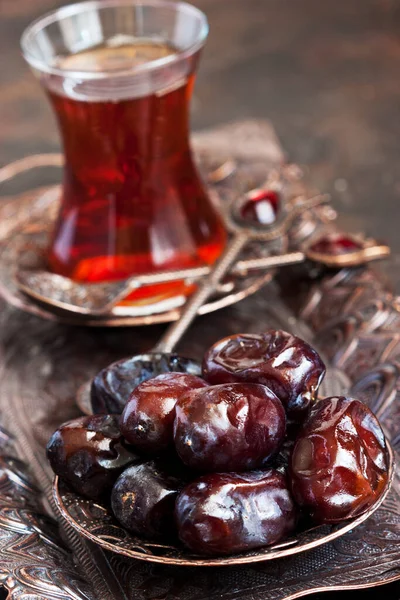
<box><xmin>2</xmin><ymin>0</ymin><xmax>400</xmax><ymax>265</ymax></box>
<box><xmin>1</xmin><ymin>0</ymin><xmax>400</xmax><ymax>598</ymax></box>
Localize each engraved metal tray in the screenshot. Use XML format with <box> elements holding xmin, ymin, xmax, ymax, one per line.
<box><xmin>53</xmin><ymin>444</ymin><xmax>394</xmax><ymax>567</ymax></box>
<box><xmin>0</xmin><ymin>121</ymin><xmax>399</xmax><ymax>599</ymax></box>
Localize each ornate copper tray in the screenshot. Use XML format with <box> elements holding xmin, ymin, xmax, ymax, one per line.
<box><xmin>0</xmin><ymin>121</ymin><xmax>399</xmax><ymax>599</ymax></box>
<box><xmin>53</xmin><ymin>442</ymin><xmax>394</xmax><ymax>567</ymax></box>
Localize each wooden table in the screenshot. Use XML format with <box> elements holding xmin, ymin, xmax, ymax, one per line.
<box><xmin>1</xmin><ymin>1</ymin><xmax>400</xmax><ymax>598</ymax></box>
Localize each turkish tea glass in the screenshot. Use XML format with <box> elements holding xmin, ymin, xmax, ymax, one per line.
<box><xmin>21</xmin><ymin>0</ymin><xmax>226</xmax><ymax>306</ymax></box>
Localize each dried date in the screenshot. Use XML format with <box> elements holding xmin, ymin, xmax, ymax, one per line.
<box><xmin>174</xmin><ymin>383</ymin><xmax>285</xmax><ymax>471</ymax></box>
<box><xmin>120</xmin><ymin>372</ymin><xmax>208</xmax><ymax>454</ymax></box>
<box><xmin>290</xmin><ymin>396</ymin><xmax>389</xmax><ymax>522</ymax></box>
<box><xmin>175</xmin><ymin>470</ymin><xmax>297</xmax><ymax>555</ymax></box>
<box><xmin>47</xmin><ymin>415</ymin><xmax>140</xmax><ymax>501</ymax></box>
<box><xmin>111</xmin><ymin>457</ymin><xmax>189</xmax><ymax>539</ymax></box>
<box><xmin>91</xmin><ymin>353</ymin><xmax>201</xmax><ymax>414</ymax></box>
<box><xmin>202</xmin><ymin>330</ymin><xmax>325</xmax><ymax>417</ymax></box>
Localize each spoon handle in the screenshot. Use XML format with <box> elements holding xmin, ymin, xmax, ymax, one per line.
<box><xmin>153</xmin><ymin>232</ymin><xmax>249</xmax><ymax>354</ymax></box>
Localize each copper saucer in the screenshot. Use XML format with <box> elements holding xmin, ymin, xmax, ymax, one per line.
<box><xmin>0</xmin><ymin>158</ymin><xmax>283</xmax><ymax>327</ymax></box>
<box><xmin>53</xmin><ymin>440</ymin><xmax>394</xmax><ymax>567</ymax></box>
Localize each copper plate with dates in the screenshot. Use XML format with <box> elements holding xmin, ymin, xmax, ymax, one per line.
<box><xmin>53</xmin><ymin>440</ymin><xmax>394</xmax><ymax>567</ymax></box>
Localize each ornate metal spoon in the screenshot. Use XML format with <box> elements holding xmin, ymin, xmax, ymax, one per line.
<box><xmin>16</xmin><ymin>229</ymin><xmax>390</xmax><ymax>317</ymax></box>
<box><xmin>16</xmin><ymin>251</ymin><xmax>305</xmax><ymax>317</ymax></box>
<box><xmin>9</xmin><ymin>152</ymin><xmax>388</xmax><ymax>319</ymax></box>
<box><xmin>76</xmin><ymin>191</ymin><xmax>332</xmax><ymax>413</ymax></box>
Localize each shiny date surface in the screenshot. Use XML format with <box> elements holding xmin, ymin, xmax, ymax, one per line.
<box><xmin>91</xmin><ymin>353</ymin><xmax>202</xmax><ymax>414</ymax></box>
<box><xmin>47</xmin><ymin>415</ymin><xmax>140</xmax><ymax>501</ymax></box>
<box><xmin>111</xmin><ymin>458</ymin><xmax>189</xmax><ymax>539</ymax></box>
<box><xmin>290</xmin><ymin>396</ymin><xmax>389</xmax><ymax>523</ymax></box>
<box><xmin>174</xmin><ymin>383</ymin><xmax>286</xmax><ymax>472</ymax></box>
<box><xmin>120</xmin><ymin>372</ymin><xmax>208</xmax><ymax>454</ymax></box>
<box><xmin>202</xmin><ymin>330</ymin><xmax>326</xmax><ymax>416</ymax></box>
<box><xmin>175</xmin><ymin>470</ymin><xmax>297</xmax><ymax>555</ymax></box>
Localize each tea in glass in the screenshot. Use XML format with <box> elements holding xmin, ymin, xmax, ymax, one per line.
<box><xmin>21</xmin><ymin>1</ymin><xmax>226</xmax><ymax>306</ymax></box>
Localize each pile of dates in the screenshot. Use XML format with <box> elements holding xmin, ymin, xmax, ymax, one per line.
<box><xmin>47</xmin><ymin>330</ymin><xmax>390</xmax><ymax>556</ymax></box>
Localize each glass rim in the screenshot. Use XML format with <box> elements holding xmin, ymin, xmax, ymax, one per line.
<box><xmin>21</xmin><ymin>0</ymin><xmax>209</xmax><ymax>80</ymax></box>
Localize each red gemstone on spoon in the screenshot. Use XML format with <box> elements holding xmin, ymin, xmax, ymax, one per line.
<box><xmin>240</xmin><ymin>189</ymin><xmax>280</xmax><ymax>225</ymax></box>
<box><xmin>309</xmin><ymin>234</ymin><xmax>363</xmax><ymax>256</ymax></box>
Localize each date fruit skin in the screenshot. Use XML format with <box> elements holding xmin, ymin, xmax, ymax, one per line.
<box><xmin>47</xmin><ymin>415</ymin><xmax>140</xmax><ymax>501</ymax></box>
<box><xmin>290</xmin><ymin>396</ymin><xmax>389</xmax><ymax>523</ymax></box>
<box><xmin>91</xmin><ymin>353</ymin><xmax>202</xmax><ymax>414</ymax></box>
<box><xmin>174</xmin><ymin>383</ymin><xmax>286</xmax><ymax>472</ymax></box>
<box><xmin>120</xmin><ymin>373</ymin><xmax>208</xmax><ymax>454</ymax></box>
<box><xmin>111</xmin><ymin>457</ymin><xmax>189</xmax><ymax>539</ymax></box>
<box><xmin>175</xmin><ymin>470</ymin><xmax>297</xmax><ymax>555</ymax></box>
<box><xmin>202</xmin><ymin>330</ymin><xmax>326</xmax><ymax>416</ymax></box>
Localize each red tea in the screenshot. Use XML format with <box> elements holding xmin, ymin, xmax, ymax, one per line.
<box><xmin>45</xmin><ymin>42</ymin><xmax>226</xmax><ymax>304</ymax></box>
